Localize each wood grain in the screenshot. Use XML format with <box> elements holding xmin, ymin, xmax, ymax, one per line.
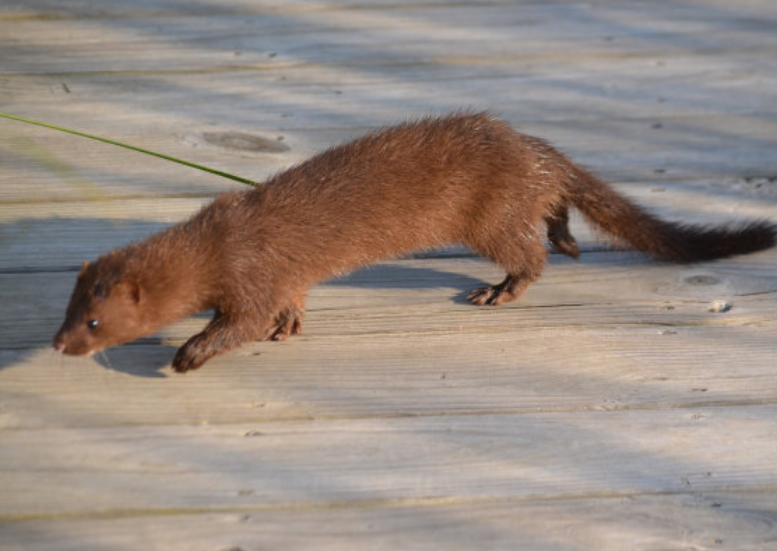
<box><xmin>1</xmin><ymin>0</ymin><xmax>776</xmax><ymax>549</ymax></box>
<box><xmin>1</xmin><ymin>492</ymin><xmax>775</xmax><ymax>551</ymax></box>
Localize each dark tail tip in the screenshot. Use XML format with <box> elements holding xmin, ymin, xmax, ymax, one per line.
<box><xmin>664</xmin><ymin>220</ymin><xmax>777</xmax><ymax>262</ymax></box>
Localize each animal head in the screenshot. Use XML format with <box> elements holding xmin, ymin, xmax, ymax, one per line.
<box><xmin>53</xmin><ymin>259</ymin><xmax>148</xmax><ymax>356</ymax></box>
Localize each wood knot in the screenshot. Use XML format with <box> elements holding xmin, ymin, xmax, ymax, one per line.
<box><xmin>202</xmin><ymin>131</ymin><xmax>290</xmax><ymax>153</ymax></box>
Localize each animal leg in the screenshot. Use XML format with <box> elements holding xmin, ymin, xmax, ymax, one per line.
<box><xmin>546</xmin><ymin>204</ymin><xmax>579</xmax><ymax>259</ymax></box>
<box><xmin>262</xmin><ymin>289</ymin><xmax>306</xmax><ymax>341</ymax></box>
<box><xmin>467</xmin><ymin>273</ymin><xmax>530</xmax><ymax>306</ymax></box>
<box><xmin>173</xmin><ymin>311</ymin><xmax>268</xmax><ymax>373</ymax></box>
<box><xmin>467</xmin><ymin>238</ymin><xmax>547</xmax><ymax>307</ymax></box>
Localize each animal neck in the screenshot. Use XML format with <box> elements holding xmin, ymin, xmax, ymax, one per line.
<box><xmin>125</xmin><ymin>225</ymin><xmax>218</xmax><ymax>328</ymax></box>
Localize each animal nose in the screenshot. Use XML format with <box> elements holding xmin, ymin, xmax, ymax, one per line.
<box><xmin>53</xmin><ymin>340</ymin><xmax>66</xmax><ymax>354</ymax></box>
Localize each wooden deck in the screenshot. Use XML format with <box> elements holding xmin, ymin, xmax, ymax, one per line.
<box><xmin>1</xmin><ymin>0</ymin><xmax>776</xmax><ymax>548</ymax></box>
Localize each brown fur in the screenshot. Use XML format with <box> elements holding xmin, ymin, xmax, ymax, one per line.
<box><xmin>53</xmin><ymin>112</ymin><xmax>777</xmax><ymax>372</ymax></box>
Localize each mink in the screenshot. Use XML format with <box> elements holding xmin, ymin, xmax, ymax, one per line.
<box><xmin>53</xmin><ymin>112</ymin><xmax>776</xmax><ymax>372</ymax></box>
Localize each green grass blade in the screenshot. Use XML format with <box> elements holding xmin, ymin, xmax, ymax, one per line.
<box><xmin>0</xmin><ymin>112</ymin><xmax>260</xmax><ymax>187</ymax></box>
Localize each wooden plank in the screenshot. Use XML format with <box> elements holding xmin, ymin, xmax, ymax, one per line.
<box><xmin>3</xmin><ymin>323</ymin><xmax>777</xmax><ymax>428</ymax></box>
<box><xmin>1</xmin><ymin>252</ymin><xmax>775</xmax><ymax>428</ymax></box>
<box><xmin>4</xmin><ymin>0</ymin><xmax>775</xmax><ymax>16</ymax></box>
<box><xmin>1</xmin><ymin>491</ymin><xmax>775</xmax><ymax>551</ymax></box>
<box><xmin>5</xmin><ymin>249</ymin><xmax>777</xmax><ymax>342</ymax></box>
<box><xmin>3</xmin><ymin>50</ymin><xmax>776</xmax><ymax>123</ymax></box>
<box><xmin>3</xmin><ymin>68</ymin><xmax>776</xmax><ymax>151</ymax></box>
<box><xmin>1</xmin><ymin>407</ymin><xmax>777</xmax><ymax>517</ymax></box>
<box><xmin>5</xmin><ymin>0</ymin><xmax>774</xmax><ymax>19</ymax></box>
<box><xmin>1</xmin><ymin>179</ymin><xmax>774</xmax><ymax>270</ymax></box>
<box><xmin>3</xmin><ymin>113</ymin><xmax>777</xmax><ymax>203</ymax></box>
<box><xmin>1</xmin><ymin>0</ymin><xmax>775</xmax><ymax>202</ymax></box>
<box><xmin>2</xmin><ymin>1</ymin><xmax>776</xmax><ymax>549</ymax></box>
<box><xmin>2</xmin><ymin>2</ymin><xmax>776</xmax><ymax>77</ymax></box>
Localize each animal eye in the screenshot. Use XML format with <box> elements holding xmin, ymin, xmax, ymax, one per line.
<box><xmin>87</xmin><ymin>319</ymin><xmax>100</xmax><ymax>330</ymax></box>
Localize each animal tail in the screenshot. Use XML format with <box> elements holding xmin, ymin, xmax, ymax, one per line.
<box><xmin>567</xmin><ymin>170</ymin><xmax>777</xmax><ymax>262</ymax></box>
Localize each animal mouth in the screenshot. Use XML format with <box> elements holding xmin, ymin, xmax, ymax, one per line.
<box><xmin>52</xmin><ymin>335</ymin><xmax>96</xmax><ymax>357</ymax></box>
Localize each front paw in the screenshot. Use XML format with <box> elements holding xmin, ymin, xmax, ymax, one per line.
<box><xmin>172</xmin><ymin>335</ymin><xmax>213</xmax><ymax>373</ymax></box>
<box><xmin>262</xmin><ymin>305</ymin><xmax>304</xmax><ymax>342</ymax></box>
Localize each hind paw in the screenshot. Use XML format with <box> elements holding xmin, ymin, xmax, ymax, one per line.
<box><xmin>549</xmin><ymin>234</ymin><xmax>580</xmax><ymax>259</ymax></box>
<box><xmin>467</xmin><ymin>273</ymin><xmax>530</xmax><ymax>307</ymax></box>
<box><xmin>467</xmin><ymin>285</ymin><xmax>516</xmax><ymax>306</ymax></box>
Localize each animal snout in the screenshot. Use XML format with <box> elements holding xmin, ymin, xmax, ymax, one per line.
<box><xmin>53</xmin><ymin>338</ymin><xmax>66</xmax><ymax>354</ymax></box>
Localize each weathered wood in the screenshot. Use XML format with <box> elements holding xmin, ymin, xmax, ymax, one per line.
<box><xmin>1</xmin><ymin>252</ymin><xmax>775</xmax><ymax>429</ymax></box>
<box><xmin>1</xmin><ymin>492</ymin><xmax>775</xmax><ymax>551</ymax></box>
<box><xmin>2</xmin><ymin>407</ymin><xmax>777</xmax><ymax>518</ymax></box>
<box><xmin>2</xmin><ymin>0</ymin><xmax>777</xmax><ymax>202</ymax></box>
<box><xmin>1</xmin><ymin>0</ymin><xmax>776</xmax><ymax>548</ymax></box>
<box><xmin>2</xmin><ymin>101</ymin><xmax>776</xmax><ymax>202</ymax></box>
<box><xmin>0</xmin><ymin>179</ymin><xmax>774</xmax><ymax>270</ymax></box>
<box><xmin>4</xmin><ymin>250</ymin><xmax>776</xmax><ymax>344</ymax></box>
<box><xmin>3</xmin><ymin>322</ymin><xmax>777</xmax><ymax>429</ymax></box>
<box><xmin>3</xmin><ymin>1</ymin><xmax>776</xmax><ymax>75</ymax></box>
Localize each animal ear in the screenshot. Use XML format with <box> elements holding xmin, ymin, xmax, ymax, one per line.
<box><xmin>117</xmin><ymin>281</ymin><xmax>143</xmax><ymax>305</ymax></box>
<box><xmin>79</xmin><ymin>261</ymin><xmax>90</xmax><ymax>273</ymax></box>
<box><xmin>128</xmin><ymin>282</ymin><xmax>142</xmax><ymax>304</ymax></box>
